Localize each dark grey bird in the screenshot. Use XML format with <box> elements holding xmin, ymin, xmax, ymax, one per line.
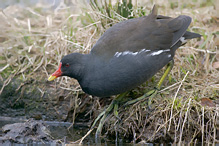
<box><xmin>48</xmin><ymin>5</ymin><xmax>201</xmax><ymax>136</ymax></box>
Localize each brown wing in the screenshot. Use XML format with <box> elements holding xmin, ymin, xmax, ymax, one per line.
<box><xmin>91</xmin><ymin>5</ymin><xmax>191</xmax><ymax>59</ymax></box>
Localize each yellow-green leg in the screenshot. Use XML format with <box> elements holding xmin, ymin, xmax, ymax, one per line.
<box><xmin>157</xmin><ymin>60</ymin><xmax>174</xmax><ymax>89</ymax></box>
<box><xmin>124</xmin><ymin>60</ymin><xmax>174</xmax><ymax>106</ymax></box>
<box><xmin>90</xmin><ymin>60</ymin><xmax>173</xmax><ymax>138</ymax></box>
<box><xmin>90</xmin><ymin>92</ymin><xmax>128</xmax><ymax>138</ymax></box>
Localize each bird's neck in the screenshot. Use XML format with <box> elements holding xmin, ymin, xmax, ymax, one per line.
<box><xmin>73</xmin><ymin>53</ymin><xmax>91</xmax><ymax>81</ymax></box>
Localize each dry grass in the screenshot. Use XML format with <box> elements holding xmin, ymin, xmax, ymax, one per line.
<box><xmin>0</xmin><ymin>0</ymin><xmax>218</xmax><ymax>144</ymax></box>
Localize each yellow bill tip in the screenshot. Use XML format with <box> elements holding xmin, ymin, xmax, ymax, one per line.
<box><xmin>48</xmin><ymin>75</ymin><xmax>57</xmax><ymax>81</ymax></box>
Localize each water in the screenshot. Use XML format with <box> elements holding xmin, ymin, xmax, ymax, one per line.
<box><xmin>0</xmin><ymin>117</ymin><xmax>134</xmax><ymax>145</ymax></box>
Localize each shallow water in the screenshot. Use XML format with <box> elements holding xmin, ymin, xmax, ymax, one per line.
<box><xmin>0</xmin><ymin>117</ymin><xmax>208</xmax><ymax>145</ymax></box>
<box><xmin>0</xmin><ymin>117</ymin><xmax>136</xmax><ymax>145</ymax></box>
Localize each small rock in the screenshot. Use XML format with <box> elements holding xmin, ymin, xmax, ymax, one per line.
<box><xmin>0</xmin><ymin>119</ymin><xmax>53</xmax><ymax>143</ymax></box>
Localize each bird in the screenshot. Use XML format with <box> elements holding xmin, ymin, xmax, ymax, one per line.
<box><xmin>48</xmin><ymin>5</ymin><xmax>201</xmax><ymax>137</ymax></box>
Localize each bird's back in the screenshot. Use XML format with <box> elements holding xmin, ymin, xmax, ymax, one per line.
<box><xmin>79</xmin><ymin>5</ymin><xmax>201</xmax><ymax>97</ymax></box>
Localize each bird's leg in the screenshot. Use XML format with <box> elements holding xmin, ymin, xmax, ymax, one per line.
<box><xmin>90</xmin><ymin>92</ymin><xmax>128</xmax><ymax>138</ymax></box>
<box><xmin>124</xmin><ymin>60</ymin><xmax>174</xmax><ymax>106</ymax></box>
<box><xmin>147</xmin><ymin>60</ymin><xmax>174</xmax><ymax>106</ymax></box>
<box><xmin>87</xmin><ymin>60</ymin><xmax>174</xmax><ymax>138</ymax></box>
<box><xmin>157</xmin><ymin>60</ymin><xmax>174</xmax><ymax>90</ymax></box>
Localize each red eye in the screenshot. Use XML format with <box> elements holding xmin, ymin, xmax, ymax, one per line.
<box><xmin>65</xmin><ymin>63</ymin><xmax>69</xmax><ymax>67</ymax></box>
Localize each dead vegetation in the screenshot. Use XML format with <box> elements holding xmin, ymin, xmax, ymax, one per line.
<box><xmin>0</xmin><ymin>0</ymin><xmax>218</xmax><ymax>144</ymax></box>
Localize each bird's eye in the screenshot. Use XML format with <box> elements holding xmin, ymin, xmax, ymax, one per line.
<box><xmin>65</xmin><ymin>63</ymin><xmax>69</xmax><ymax>67</ymax></box>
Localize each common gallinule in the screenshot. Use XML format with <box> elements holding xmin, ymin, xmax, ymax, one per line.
<box><xmin>48</xmin><ymin>5</ymin><xmax>201</xmax><ymax>136</ymax></box>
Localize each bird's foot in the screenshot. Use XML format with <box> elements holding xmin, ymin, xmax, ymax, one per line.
<box><xmin>94</xmin><ymin>100</ymin><xmax>114</xmax><ymax>138</ymax></box>
<box><xmin>91</xmin><ymin>92</ymin><xmax>127</xmax><ymax>138</ymax></box>
<box><xmin>77</xmin><ymin>89</ymin><xmax>158</xmax><ymax>144</ymax></box>
<box><xmin>124</xmin><ymin>88</ymin><xmax>158</xmax><ymax>108</ymax></box>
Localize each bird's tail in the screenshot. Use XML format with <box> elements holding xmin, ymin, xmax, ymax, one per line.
<box><xmin>183</xmin><ymin>31</ymin><xmax>202</xmax><ymax>39</ymax></box>
<box><xmin>148</xmin><ymin>4</ymin><xmax>158</xmax><ymax>19</ymax></box>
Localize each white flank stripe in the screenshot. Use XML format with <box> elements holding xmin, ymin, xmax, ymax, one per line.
<box><xmin>114</xmin><ymin>48</ymin><xmax>150</xmax><ymax>57</ymax></box>
<box><xmin>114</xmin><ymin>49</ymin><xmax>171</xmax><ymax>57</ymax></box>
<box><xmin>150</xmin><ymin>49</ymin><xmax>170</xmax><ymax>56</ymax></box>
